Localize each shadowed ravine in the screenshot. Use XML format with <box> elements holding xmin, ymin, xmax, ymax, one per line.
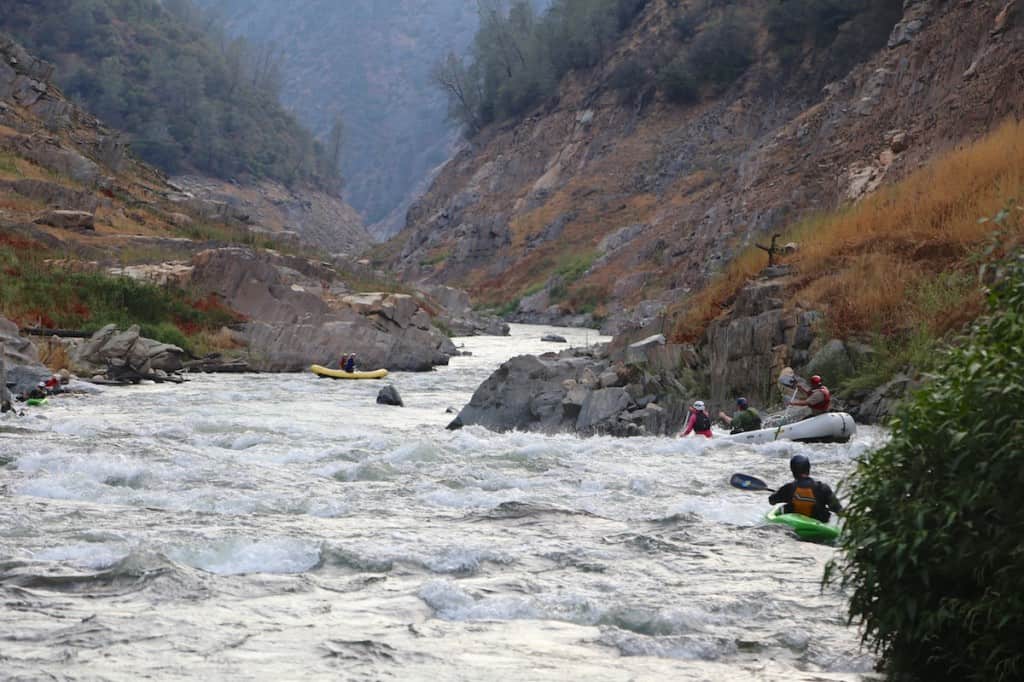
<box><xmin>0</xmin><ymin>325</ymin><xmax>881</xmax><ymax>680</ymax></box>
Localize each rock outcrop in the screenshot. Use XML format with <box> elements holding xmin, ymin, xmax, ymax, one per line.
<box><xmin>188</xmin><ymin>247</ymin><xmax>457</xmax><ymax>372</ymax></box>
<box><xmin>70</xmin><ymin>325</ymin><xmax>186</xmax><ymax>379</ymax></box>
<box><xmin>421</xmin><ymin>284</ymin><xmax>509</xmax><ymax>336</ymax></box>
<box><xmin>1</xmin><ymin>315</ymin><xmax>47</xmax><ymax>403</ymax></box>
<box><xmin>170</xmin><ymin>175</ymin><xmax>369</xmax><ymax>256</ymax></box>
<box><xmin>449</xmin><ymin>342</ymin><xmax>688</xmax><ymax>437</ymax></box>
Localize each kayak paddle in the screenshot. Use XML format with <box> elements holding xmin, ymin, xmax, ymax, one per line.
<box><xmin>729</xmin><ymin>473</ymin><xmax>775</xmax><ymax>493</ymax></box>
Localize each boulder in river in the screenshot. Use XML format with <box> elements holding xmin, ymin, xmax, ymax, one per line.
<box><xmin>376</xmin><ymin>385</ymin><xmax>404</xmax><ymax>407</ymax></box>
<box><xmin>450</xmin><ymin>344</ymin><xmax>688</xmax><ymax>437</ymax></box>
<box><xmin>1</xmin><ymin>315</ymin><xmax>48</xmax><ymax>401</ymax></box>
<box><xmin>71</xmin><ymin>324</ymin><xmax>186</xmax><ymax>379</ymax></box>
<box><xmin>541</xmin><ymin>334</ymin><xmax>567</xmax><ymax>343</ymax></box>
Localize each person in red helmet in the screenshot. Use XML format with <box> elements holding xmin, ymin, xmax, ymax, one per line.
<box><xmin>789</xmin><ymin>374</ymin><xmax>831</xmax><ymax>415</ymax></box>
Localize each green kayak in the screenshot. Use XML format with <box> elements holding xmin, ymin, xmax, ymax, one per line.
<box><xmin>26</xmin><ymin>398</ymin><xmax>48</xmax><ymax>407</ymax></box>
<box><xmin>765</xmin><ymin>504</ymin><xmax>840</xmax><ymax>544</ymax></box>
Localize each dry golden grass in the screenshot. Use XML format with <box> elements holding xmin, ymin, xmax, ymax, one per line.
<box><xmin>670</xmin><ymin>118</ymin><xmax>1024</xmax><ymax>341</ymax></box>
<box><xmin>38</xmin><ymin>338</ymin><xmax>70</xmax><ymax>371</ymax></box>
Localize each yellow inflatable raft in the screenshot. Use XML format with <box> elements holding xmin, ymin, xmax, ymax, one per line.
<box><xmin>310</xmin><ymin>364</ymin><xmax>389</xmax><ymax>380</ymax></box>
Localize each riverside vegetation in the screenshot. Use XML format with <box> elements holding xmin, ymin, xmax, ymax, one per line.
<box><xmin>828</xmin><ymin>250</ymin><xmax>1024</xmax><ymax>681</ymax></box>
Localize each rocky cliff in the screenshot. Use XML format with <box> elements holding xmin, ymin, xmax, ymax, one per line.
<box><xmin>388</xmin><ymin>0</ymin><xmax>1024</xmax><ymax>335</ymax></box>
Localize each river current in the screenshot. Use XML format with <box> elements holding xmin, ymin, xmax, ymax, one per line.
<box><xmin>0</xmin><ymin>324</ymin><xmax>882</xmax><ymax>680</ymax></box>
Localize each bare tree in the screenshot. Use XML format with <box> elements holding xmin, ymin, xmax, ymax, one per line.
<box><xmin>431</xmin><ymin>52</ymin><xmax>482</xmax><ymax>134</ymax></box>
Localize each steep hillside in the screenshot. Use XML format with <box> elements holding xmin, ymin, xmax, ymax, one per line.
<box><xmin>202</xmin><ymin>0</ymin><xmax>479</xmax><ymax>236</ymax></box>
<box><xmin>0</xmin><ymin>0</ymin><xmax>342</xmax><ymax>192</ymax></box>
<box><xmin>387</xmin><ymin>0</ymin><xmax>1024</xmax><ymax>336</ymax></box>
<box><xmin>2</xmin><ymin>32</ymin><xmax>506</xmax><ymax>378</ymax></box>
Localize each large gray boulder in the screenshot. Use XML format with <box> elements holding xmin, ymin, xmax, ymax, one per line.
<box><xmin>576</xmin><ymin>388</ymin><xmax>633</xmax><ymax>433</ymax></box>
<box><xmin>2</xmin><ymin>315</ymin><xmax>47</xmax><ymax>402</ymax></box>
<box><xmin>804</xmin><ymin>339</ymin><xmax>858</xmax><ymax>386</ymax></box>
<box><xmin>421</xmin><ymin>284</ymin><xmax>509</xmax><ymax>336</ymax></box>
<box><xmin>376</xmin><ymin>385</ymin><xmax>404</xmax><ymax>407</ymax></box>
<box><xmin>451</xmin><ymin>346</ymin><xmax>688</xmax><ymax>437</ymax></box>
<box><xmin>70</xmin><ymin>325</ymin><xmax>185</xmax><ymax>377</ymax></box>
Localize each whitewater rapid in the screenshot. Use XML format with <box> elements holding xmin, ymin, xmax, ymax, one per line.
<box><xmin>0</xmin><ymin>325</ymin><xmax>882</xmax><ymax>680</ymax></box>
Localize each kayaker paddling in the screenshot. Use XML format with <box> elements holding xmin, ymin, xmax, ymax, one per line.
<box><xmin>768</xmin><ymin>455</ymin><xmax>843</xmax><ymax>523</ymax></box>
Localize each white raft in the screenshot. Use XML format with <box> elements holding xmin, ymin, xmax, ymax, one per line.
<box><xmin>723</xmin><ymin>412</ymin><xmax>857</xmax><ymax>445</ymax></box>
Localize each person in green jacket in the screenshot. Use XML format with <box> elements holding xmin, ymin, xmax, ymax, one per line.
<box><xmin>719</xmin><ymin>397</ymin><xmax>762</xmax><ymax>434</ymax></box>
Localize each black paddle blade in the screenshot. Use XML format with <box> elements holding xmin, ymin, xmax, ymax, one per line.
<box><xmin>730</xmin><ymin>473</ymin><xmax>771</xmax><ymax>492</ymax></box>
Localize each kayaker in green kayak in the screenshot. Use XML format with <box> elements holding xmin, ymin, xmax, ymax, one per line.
<box><xmin>718</xmin><ymin>397</ymin><xmax>762</xmax><ymax>434</ymax></box>
<box><xmin>768</xmin><ymin>455</ymin><xmax>843</xmax><ymax>523</ymax></box>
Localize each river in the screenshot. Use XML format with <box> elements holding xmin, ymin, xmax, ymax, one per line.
<box><xmin>0</xmin><ymin>324</ymin><xmax>881</xmax><ymax>680</ymax></box>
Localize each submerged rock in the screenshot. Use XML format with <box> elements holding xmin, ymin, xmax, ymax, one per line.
<box><xmin>376</xmin><ymin>384</ymin><xmax>404</xmax><ymax>407</ymax></box>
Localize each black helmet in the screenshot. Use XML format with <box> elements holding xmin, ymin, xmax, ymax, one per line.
<box><xmin>790</xmin><ymin>454</ymin><xmax>811</xmax><ymax>477</ymax></box>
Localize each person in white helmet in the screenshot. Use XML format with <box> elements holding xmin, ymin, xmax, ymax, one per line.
<box><xmin>680</xmin><ymin>400</ymin><xmax>713</xmax><ymax>438</ymax></box>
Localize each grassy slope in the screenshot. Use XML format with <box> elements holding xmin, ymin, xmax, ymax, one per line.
<box><xmin>669</xmin><ymin>118</ymin><xmax>1024</xmax><ymax>379</ymax></box>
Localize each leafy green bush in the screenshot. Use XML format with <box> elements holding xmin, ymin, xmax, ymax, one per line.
<box><xmin>609</xmin><ymin>58</ymin><xmax>647</xmax><ymax>101</ymax></box>
<box><xmin>657</xmin><ymin>56</ymin><xmax>699</xmax><ymax>104</ymax></box>
<box><xmin>687</xmin><ymin>14</ymin><xmax>754</xmax><ymax>87</ymax></box>
<box><xmin>828</xmin><ymin>252</ymin><xmax>1024</xmax><ymax>680</ymax></box>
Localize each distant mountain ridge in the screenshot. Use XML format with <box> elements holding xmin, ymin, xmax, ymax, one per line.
<box><xmin>201</xmin><ymin>0</ymin><xmax>480</xmax><ymax>238</ymax></box>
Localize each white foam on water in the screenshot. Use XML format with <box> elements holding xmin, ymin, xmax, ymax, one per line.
<box><xmin>418</xmin><ymin>485</ymin><xmax>523</xmax><ymax>509</ymax></box>
<box><xmin>33</xmin><ymin>542</ymin><xmax>131</xmax><ymax>570</ymax></box>
<box><xmin>666</xmin><ymin>496</ymin><xmax>766</xmax><ymax>526</ymax></box>
<box><xmin>384</xmin><ymin>440</ymin><xmax>442</xmax><ymax>465</ymax></box>
<box><xmin>599</xmin><ymin>629</ymin><xmax>737</xmax><ymax>661</ymax></box>
<box><xmin>418</xmin><ymin>579</ymin><xmax>540</xmax><ymax>621</ymax></box>
<box><xmin>166</xmin><ymin>536</ymin><xmax>321</xmax><ymax>575</ymax></box>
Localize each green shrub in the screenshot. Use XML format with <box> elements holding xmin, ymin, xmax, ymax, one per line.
<box><xmin>657</xmin><ymin>56</ymin><xmax>699</xmax><ymax>104</ymax></box>
<box><xmin>609</xmin><ymin>58</ymin><xmax>646</xmax><ymax>101</ymax></box>
<box><xmin>828</xmin><ymin>252</ymin><xmax>1024</xmax><ymax>680</ymax></box>
<box><xmin>140</xmin><ymin>321</ymin><xmax>191</xmax><ymax>351</ymax></box>
<box><xmin>687</xmin><ymin>14</ymin><xmax>754</xmax><ymax>87</ymax></box>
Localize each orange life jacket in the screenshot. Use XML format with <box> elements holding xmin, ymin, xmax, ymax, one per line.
<box><xmin>791</xmin><ymin>479</ymin><xmax>818</xmax><ymax>517</ymax></box>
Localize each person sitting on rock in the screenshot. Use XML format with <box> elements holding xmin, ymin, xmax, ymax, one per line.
<box><xmin>344</xmin><ymin>354</ymin><xmax>357</xmax><ymax>373</ymax></box>
<box><xmin>719</xmin><ymin>397</ymin><xmax>762</xmax><ymax>434</ymax></box>
<box><xmin>680</xmin><ymin>400</ymin><xmax>713</xmax><ymax>438</ymax></box>
<box><xmin>789</xmin><ymin>375</ymin><xmax>831</xmax><ymax>416</ymax></box>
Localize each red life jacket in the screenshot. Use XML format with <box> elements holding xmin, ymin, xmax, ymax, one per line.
<box><xmin>692</xmin><ymin>408</ymin><xmax>711</xmax><ymax>432</ymax></box>
<box><xmin>791</xmin><ymin>479</ymin><xmax>818</xmax><ymax>517</ymax></box>
<box><xmin>810</xmin><ymin>386</ymin><xmax>831</xmax><ymax>413</ymax></box>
